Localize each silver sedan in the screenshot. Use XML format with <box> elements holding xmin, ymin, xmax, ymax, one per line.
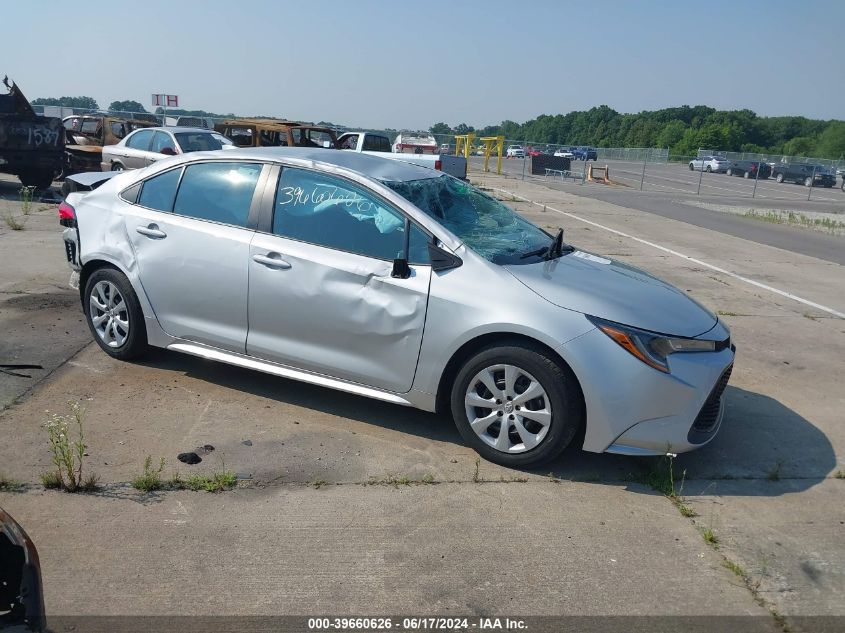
<box><xmin>100</xmin><ymin>126</ymin><xmax>233</xmax><ymax>172</ymax></box>
<box><xmin>688</xmin><ymin>156</ymin><xmax>731</xmax><ymax>173</ymax></box>
<box><xmin>59</xmin><ymin>148</ymin><xmax>734</xmax><ymax>466</ymax></box>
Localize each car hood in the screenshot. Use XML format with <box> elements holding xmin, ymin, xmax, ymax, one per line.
<box><xmin>505</xmin><ymin>250</ymin><xmax>717</xmax><ymax>337</ymax></box>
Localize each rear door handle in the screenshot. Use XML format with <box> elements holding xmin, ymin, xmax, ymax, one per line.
<box><xmin>252</xmin><ymin>253</ymin><xmax>291</xmax><ymax>269</ymax></box>
<box><xmin>136</xmin><ymin>225</ymin><xmax>167</xmax><ymax>239</ymax></box>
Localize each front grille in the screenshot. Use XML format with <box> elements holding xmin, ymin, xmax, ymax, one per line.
<box><xmin>688</xmin><ymin>365</ymin><xmax>732</xmax><ymax>443</ymax></box>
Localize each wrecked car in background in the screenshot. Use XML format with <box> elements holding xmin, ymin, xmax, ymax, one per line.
<box><xmin>63</xmin><ymin>115</ymin><xmax>156</xmax><ymax>176</ymax></box>
<box><xmin>215</xmin><ymin>118</ymin><xmax>337</xmax><ymax>148</ymax></box>
<box><xmin>0</xmin><ymin>76</ymin><xmax>64</xmax><ymax>189</ymax></box>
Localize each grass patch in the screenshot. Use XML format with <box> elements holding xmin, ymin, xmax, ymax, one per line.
<box><xmin>834</xmin><ymin>470</ymin><xmax>845</xmax><ymax>479</ymax></box>
<box><xmin>723</xmin><ymin>559</ymin><xmax>745</xmax><ymax>578</ymax></box>
<box><xmin>702</xmin><ymin>527</ymin><xmax>719</xmax><ymax>547</ymax></box>
<box><xmin>311</xmin><ymin>479</ymin><xmax>328</xmax><ymax>489</ymax></box>
<box><xmin>716</xmin><ymin>310</ymin><xmax>749</xmax><ymax>317</ymax></box>
<box><xmin>743</xmin><ymin>209</ymin><xmax>845</xmax><ymax>234</ymax></box>
<box><xmin>473</xmin><ymin>458</ymin><xmax>481</xmax><ymax>483</ymax></box>
<box><xmin>0</xmin><ymin>473</ymin><xmax>22</xmax><ymax>492</ymax></box>
<box><xmin>677</xmin><ymin>503</ymin><xmax>698</xmax><ymax>518</ymax></box>
<box><xmin>421</xmin><ymin>473</ymin><xmax>435</xmax><ymax>484</ymax></box>
<box><xmin>2</xmin><ymin>207</ymin><xmax>26</xmax><ymax>230</ymax></box>
<box><xmin>185</xmin><ymin>471</ymin><xmax>237</xmax><ymax>492</ymax></box>
<box><xmin>132</xmin><ymin>456</ymin><xmax>166</xmax><ymax>492</ymax></box>
<box><xmin>40</xmin><ymin>471</ymin><xmax>62</xmax><ymax>489</ymax></box>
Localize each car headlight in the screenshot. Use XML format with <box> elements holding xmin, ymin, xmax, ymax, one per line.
<box><xmin>587</xmin><ymin>315</ymin><xmax>716</xmax><ymax>373</ymax></box>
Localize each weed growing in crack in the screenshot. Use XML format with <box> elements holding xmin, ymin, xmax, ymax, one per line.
<box><xmin>43</xmin><ymin>401</ymin><xmax>95</xmax><ymax>492</ymax></box>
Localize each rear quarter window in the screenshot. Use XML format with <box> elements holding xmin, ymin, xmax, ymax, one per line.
<box><xmin>138</xmin><ymin>168</ymin><xmax>182</xmax><ymax>212</ymax></box>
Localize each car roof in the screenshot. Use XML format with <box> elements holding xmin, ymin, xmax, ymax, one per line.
<box><xmin>133</xmin><ymin>126</ymin><xmax>218</xmax><ymax>134</ymax></box>
<box><xmin>169</xmin><ymin>147</ymin><xmax>444</xmax><ymax>182</ymax></box>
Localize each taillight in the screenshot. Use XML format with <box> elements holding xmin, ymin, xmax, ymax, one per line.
<box><xmin>58</xmin><ymin>201</ymin><xmax>76</xmax><ymax>227</ymax></box>
<box><xmin>435</xmin><ymin>160</ymin><xmax>442</xmax><ymax>171</ymax></box>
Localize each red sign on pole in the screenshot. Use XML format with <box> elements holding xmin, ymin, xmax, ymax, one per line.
<box><xmin>151</xmin><ymin>94</ymin><xmax>179</xmax><ymax>107</ymax></box>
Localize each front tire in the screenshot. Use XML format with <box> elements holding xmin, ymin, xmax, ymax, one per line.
<box><xmin>84</xmin><ymin>268</ymin><xmax>148</xmax><ymax>360</ymax></box>
<box><xmin>111</xmin><ymin>163</ymin><xmax>124</xmax><ymax>172</ymax></box>
<box><xmin>450</xmin><ymin>342</ymin><xmax>583</xmax><ymax>467</ymax></box>
<box><xmin>689</xmin><ymin>163</ymin><xmax>694</xmax><ymax>171</ymax></box>
<box><xmin>726</xmin><ymin>168</ymin><xmax>733</xmax><ymax>176</ymax></box>
<box><xmin>744</xmin><ymin>171</ymin><xmax>750</xmax><ymax>179</ymax></box>
<box><xmin>705</xmin><ymin>165</ymin><xmax>712</xmax><ymax>173</ymax></box>
<box><xmin>804</xmin><ymin>177</ymin><xmax>813</xmax><ymax>187</ymax></box>
<box><xmin>776</xmin><ymin>173</ymin><xmax>784</xmax><ymax>183</ymax></box>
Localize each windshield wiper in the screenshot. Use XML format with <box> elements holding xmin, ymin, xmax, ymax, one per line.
<box><xmin>519</xmin><ymin>246</ymin><xmax>549</xmax><ymax>259</ymax></box>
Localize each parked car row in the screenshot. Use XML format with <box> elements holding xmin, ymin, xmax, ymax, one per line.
<box><xmin>688</xmin><ymin>156</ymin><xmax>840</xmax><ymax>188</ymax></box>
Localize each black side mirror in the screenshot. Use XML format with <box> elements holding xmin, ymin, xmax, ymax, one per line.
<box><xmin>0</xmin><ymin>508</ymin><xmax>46</xmax><ymax>632</ymax></box>
<box><xmin>391</xmin><ymin>258</ymin><xmax>411</xmax><ymax>279</ymax></box>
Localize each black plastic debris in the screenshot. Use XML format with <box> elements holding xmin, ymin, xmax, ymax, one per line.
<box><xmin>0</xmin><ymin>364</ymin><xmax>42</xmax><ymax>378</ymax></box>
<box><xmin>241</xmin><ymin>439</ymin><xmax>253</xmax><ymax>447</ymax></box>
<box><xmin>177</xmin><ymin>452</ymin><xmax>201</xmax><ymax>465</ymax></box>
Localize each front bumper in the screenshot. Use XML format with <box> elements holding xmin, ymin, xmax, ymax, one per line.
<box><xmin>560</xmin><ymin>324</ymin><xmax>735</xmax><ymax>456</ymax></box>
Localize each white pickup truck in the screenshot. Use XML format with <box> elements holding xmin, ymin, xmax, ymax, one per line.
<box><xmin>337</xmin><ymin>132</ymin><xmax>467</xmax><ymax>180</ymax></box>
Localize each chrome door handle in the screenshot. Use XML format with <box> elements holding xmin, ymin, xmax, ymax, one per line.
<box><xmin>252</xmin><ymin>253</ymin><xmax>291</xmax><ymax>269</ymax></box>
<box><xmin>136</xmin><ymin>225</ymin><xmax>167</xmax><ymax>239</ymax></box>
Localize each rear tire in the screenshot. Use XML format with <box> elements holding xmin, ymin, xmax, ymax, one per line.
<box><xmin>726</xmin><ymin>168</ymin><xmax>733</xmax><ymax>176</ymax></box>
<box><xmin>689</xmin><ymin>163</ymin><xmax>694</xmax><ymax>171</ymax></box>
<box><xmin>450</xmin><ymin>342</ymin><xmax>583</xmax><ymax>467</ymax></box>
<box><xmin>19</xmin><ymin>170</ymin><xmax>54</xmax><ymax>190</ymax></box>
<box><xmin>705</xmin><ymin>165</ymin><xmax>712</xmax><ymax>173</ymax></box>
<box><xmin>84</xmin><ymin>268</ymin><xmax>148</xmax><ymax>361</ymax></box>
<box><xmin>776</xmin><ymin>173</ymin><xmax>784</xmax><ymax>183</ymax></box>
<box><xmin>111</xmin><ymin>163</ymin><xmax>124</xmax><ymax>172</ymax></box>
<box><xmin>804</xmin><ymin>177</ymin><xmax>812</xmax><ymax>187</ymax></box>
<box><xmin>744</xmin><ymin>171</ymin><xmax>750</xmax><ymax>179</ymax></box>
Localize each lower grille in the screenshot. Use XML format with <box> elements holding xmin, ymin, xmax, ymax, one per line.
<box><xmin>688</xmin><ymin>365</ymin><xmax>732</xmax><ymax>443</ymax></box>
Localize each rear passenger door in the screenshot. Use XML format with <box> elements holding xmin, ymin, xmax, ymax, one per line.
<box><xmin>122</xmin><ymin>129</ymin><xmax>154</xmax><ymax>169</ymax></box>
<box><xmin>124</xmin><ymin>161</ymin><xmax>267</xmax><ymax>352</ymax></box>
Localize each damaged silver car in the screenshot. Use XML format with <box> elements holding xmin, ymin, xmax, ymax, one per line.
<box><xmin>59</xmin><ymin>148</ymin><xmax>734</xmax><ymax>466</ymax></box>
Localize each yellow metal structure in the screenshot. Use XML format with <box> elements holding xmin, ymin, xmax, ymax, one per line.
<box><xmin>454</xmin><ymin>134</ymin><xmax>475</xmax><ymax>171</ymax></box>
<box><xmin>479</xmin><ymin>136</ymin><xmax>505</xmax><ymax>174</ymax></box>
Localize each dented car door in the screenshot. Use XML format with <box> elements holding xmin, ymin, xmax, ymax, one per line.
<box><xmin>246</xmin><ymin>166</ymin><xmax>432</xmax><ymax>393</ymax></box>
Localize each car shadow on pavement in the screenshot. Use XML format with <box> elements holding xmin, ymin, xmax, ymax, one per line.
<box><xmin>135</xmin><ymin>352</ymin><xmax>834</xmax><ymax>493</ymax></box>
<box><xmin>637</xmin><ymin>385</ymin><xmax>835</xmax><ymax>497</ymax></box>
<box><xmin>136</xmin><ymin>349</ymin><xmax>641</xmax><ymax>483</ymax></box>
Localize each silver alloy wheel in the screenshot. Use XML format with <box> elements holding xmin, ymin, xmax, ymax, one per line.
<box><xmin>89</xmin><ymin>280</ymin><xmax>129</xmax><ymax>348</ymax></box>
<box><xmin>464</xmin><ymin>363</ymin><xmax>552</xmax><ymax>454</ymax></box>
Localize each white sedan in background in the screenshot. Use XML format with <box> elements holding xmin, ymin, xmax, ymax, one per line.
<box><xmin>553</xmin><ymin>148</ymin><xmax>574</xmax><ymax>158</ymax></box>
<box><xmin>506</xmin><ymin>145</ymin><xmax>525</xmax><ymax>158</ymax></box>
<box><xmin>689</xmin><ymin>156</ymin><xmax>731</xmax><ymax>173</ymax></box>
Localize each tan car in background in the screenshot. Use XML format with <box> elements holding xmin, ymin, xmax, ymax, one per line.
<box><xmin>215</xmin><ymin>118</ymin><xmax>337</xmax><ymax>148</ymax></box>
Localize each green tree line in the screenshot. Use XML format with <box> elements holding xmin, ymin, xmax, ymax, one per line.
<box><xmin>430</xmin><ymin>106</ymin><xmax>845</xmax><ymax>159</ymax></box>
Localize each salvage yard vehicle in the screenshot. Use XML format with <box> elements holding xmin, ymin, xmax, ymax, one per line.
<box><xmin>101</xmin><ymin>126</ymin><xmax>233</xmax><ymax>171</ymax></box>
<box><xmin>572</xmin><ymin>146</ymin><xmax>597</xmax><ymax>161</ymax></box>
<box><xmin>216</xmin><ymin>119</ymin><xmax>337</xmax><ymax>149</ymax></box>
<box><xmin>688</xmin><ymin>156</ymin><xmax>730</xmax><ymax>173</ymax></box>
<box><xmin>64</xmin><ymin>115</ymin><xmax>157</xmax><ymax>176</ymax></box>
<box><xmin>392</xmin><ymin>132</ymin><xmax>438</xmax><ymax>154</ymax></box>
<box><xmin>337</xmin><ymin>131</ymin><xmax>467</xmax><ymax>179</ymax></box>
<box><xmin>506</xmin><ymin>145</ymin><xmax>525</xmax><ymax>158</ymax></box>
<box><xmin>553</xmin><ymin>148</ymin><xmax>574</xmax><ymax>158</ymax></box>
<box><xmin>59</xmin><ymin>148</ymin><xmax>734</xmax><ymax>466</ymax></box>
<box><xmin>772</xmin><ymin>161</ymin><xmax>836</xmax><ymax>187</ymax></box>
<box><xmin>725</xmin><ymin>160</ymin><xmax>771</xmax><ymax>179</ymax></box>
<box><xmin>0</xmin><ymin>77</ymin><xmax>64</xmax><ymax>189</ymax></box>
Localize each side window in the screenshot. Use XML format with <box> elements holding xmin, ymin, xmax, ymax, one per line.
<box><xmin>272</xmin><ymin>168</ymin><xmax>428</xmax><ymax>262</ymax></box>
<box><xmin>363</xmin><ymin>135</ymin><xmax>389</xmax><ymax>152</ymax></box>
<box><xmin>339</xmin><ymin>134</ymin><xmax>358</xmax><ymax>150</ymax></box>
<box><xmin>173</xmin><ymin>162</ymin><xmax>262</xmax><ymax>228</ymax></box>
<box><xmin>110</xmin><ymin>122</ymin><xmax>126</xmax><ymax>139</ymax></box>
<box><xmin>150</xmin><ymin>131</ymin><xmax>176</xmax><ymax>154</ymax></box>
<box><xmin>126</xmin><ymin>129</ymin><xmax>153</xmax><ymax>150</ymax></box>
<box><xmin>138</xmin><ymin>168</ymin><xmax>182</xmax><ymax>212</ymax></box>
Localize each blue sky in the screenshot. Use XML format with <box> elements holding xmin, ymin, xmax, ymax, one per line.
<box><xmin>4</xmin><ymin>0</ymin><xmax>843</xmax><ymax>129</ymax></box>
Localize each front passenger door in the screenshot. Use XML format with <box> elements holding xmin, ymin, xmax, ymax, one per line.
<box><xmin>247</xmin><ymin>167</ymin><xmax>432</xmax><ymax>393</ymax></box>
